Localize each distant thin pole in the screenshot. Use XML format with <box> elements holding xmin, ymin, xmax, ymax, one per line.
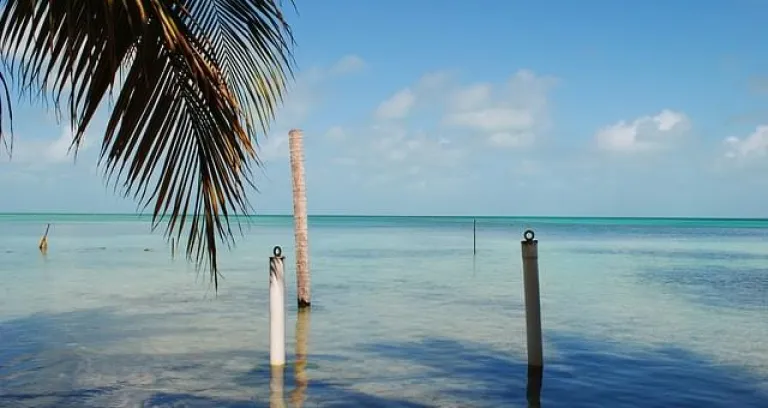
<box><xmin>473</xmin><ymin>218</ymin><xmax>476</xmax><ymax>255</ymax></box>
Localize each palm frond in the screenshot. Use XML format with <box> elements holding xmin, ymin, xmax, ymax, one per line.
<box><xmin>186</xmin><ymin>0</ymin><xmax>295</xmax><ymax>139</ymax></box>
<box><xmin>0</xmin><ymin>0</ymin><xmax>295</xmax><ymax>290</ymax></box>
<box><xmin>0</xmin><ymin>70</ymin><xmax>12</xmax><ymax>156</ymax></box>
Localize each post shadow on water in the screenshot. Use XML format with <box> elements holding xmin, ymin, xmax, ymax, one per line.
<box><xmin>359</xmin><ymin>335</ymin><xmax>768</xmax><ymax>408</ymax></box>
<box><xmin>0</xmin><ymin>308</ymin><xmax>430</xmax><ymax>408</ymax></box>
<box><xmin>151</xmin><ymin>328</ymin><xmax>768</xmax><ymax>407</ymax></box>
<box><xmin>3</xmin><ymin>308</ymin><xmax>768</xmax><ymax>407</ymax></box>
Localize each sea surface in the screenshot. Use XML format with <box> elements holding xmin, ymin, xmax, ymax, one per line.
<box><xmin>1</xmin><ymin>214</ymin><xmax>767</xmax><ymax>407</ymax></box>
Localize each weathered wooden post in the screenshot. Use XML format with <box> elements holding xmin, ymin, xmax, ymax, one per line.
<box><xmin>270</xmin><ymin>246</ymin><xmax>286</xmax><ymax>367</ymax></box>
<box><xmin>521</xmin><ymin>229</ymin><xmax>543</xmax><ymax>368</ymax></box>
<box><xmin>473</xmin><ymin>218</ymin><xmax>477</xmax><ymax>255</ymax></box>
<box><xmin>38</xmin><ymin>223</ymin><xmax>50</xmax><ymax>254</ymax></box>
<box><xmin>289</xmin><ymin>129</ymin><xmax>311</xmax><ymax>309</ymax></box>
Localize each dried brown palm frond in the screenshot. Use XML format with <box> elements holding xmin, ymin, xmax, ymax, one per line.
<box><xmin>0</xmin><ymin>0</ymin><xmax>296</xmax><ymax>290</ymax></box>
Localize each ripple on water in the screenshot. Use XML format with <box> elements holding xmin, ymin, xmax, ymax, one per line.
<box><xmin>639</xmin><ymin>264</ymin><xmax>768</xmax><ymax>310</ymax></box>
<box><xmin>576</xmin><ymin>247</ymin><xmax>768</xmax><ymax>262</ymax></box>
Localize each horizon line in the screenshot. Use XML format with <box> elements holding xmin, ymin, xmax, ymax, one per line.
<box><xmin>0</xmin><ymin>212</ymin><xmax>767</xmax><ymax>221</ymax></box>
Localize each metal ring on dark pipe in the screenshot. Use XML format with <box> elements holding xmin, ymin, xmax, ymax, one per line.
<box><xmin>273</xmin><ymin>246</ymin><xmax>282</xmax><ymax>257</ymax></box>
<box><xmin>524</xmin><ymin>229</ymin><xmax>535</xmax><ymax>242</ymax></box>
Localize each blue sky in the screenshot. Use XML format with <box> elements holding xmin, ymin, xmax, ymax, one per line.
<box><xmin>2</xmin><ymin>1</ymin><xmax>768</xmax><ymax>217</ymax></box>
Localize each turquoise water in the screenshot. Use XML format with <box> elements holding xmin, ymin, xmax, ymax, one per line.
<box><xmin>1</xmin><ymin>214</ymin><xmax>767</xmax><ymax>407</ymax></box>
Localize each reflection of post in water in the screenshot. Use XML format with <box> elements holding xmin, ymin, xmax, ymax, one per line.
<box><xmin>289</xmin><ymin>308</ymin><xmax>310</xmax><ymax>407</ymax></box>
<box><xmin>270</xmin><ymin>365</ymin><xmax>286</xmax><ymax>408</ymax></box>
<box><xmin>526</xmin><ymin>364</ymin><xmax>543</xmax><ymax>408</ymax></box>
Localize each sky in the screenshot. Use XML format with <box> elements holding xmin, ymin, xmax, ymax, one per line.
<box><xmin>2</xmin><ymin>1</ymin><xmax>768</xmax><ymax>217</ymax></box>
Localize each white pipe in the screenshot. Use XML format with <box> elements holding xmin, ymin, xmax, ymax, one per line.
<box><xmin>270</xmin><ymin>246</ymin><xmax>286</xmax><ymax>367</ymax></box>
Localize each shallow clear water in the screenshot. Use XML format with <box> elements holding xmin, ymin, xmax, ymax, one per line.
<box><xmin>1</xmin><ymin>215</ymin><xmax>767</xmax><ymax>407</ymax></box>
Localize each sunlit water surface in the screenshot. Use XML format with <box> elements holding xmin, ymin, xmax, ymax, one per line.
<box><xmin>1</xmin><ymin>215</ymin><xmax>767</xmax><ymax>407</ymax></box>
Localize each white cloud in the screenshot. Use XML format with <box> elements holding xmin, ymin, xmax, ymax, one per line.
<box><xmin>338</xmin><ymin>68</ymin><xmax>558</xmax><ymax>192</ymax></box>
<box><xmin>330</xmin><ymin>55</ymin><xmax>366</xmax><ymax>75</ymax></box>
<box><xmin>368</xmin><ymin>125</ymin><xmax>464</xmax><ymax>166</ymax></box>
<box><xmin>448</xmin><ymin>83</ymin><xmax>491</xmax><ymax>111</ymax></box>
<box><xmin>488</xmin><ymin>131</ymin><xmax>534</xmax><ymax>148</ymax></box>
<box><xmin>416</xmin><ymin>71</ymin><xmax>455</xmax><ymax>90</ymax></box>
<box><xmin>445</xmin><ymin>108</ymin><xmax>535</xmax><ymax>132</ymax></box>
<box><xmin>2</xmin><ymin>127</ymin><xmax>94</xmax><ymax>167</ymax></box>
<box><xmin>441</xmin><ymin>69</ymin><xmax>557</xmax><ymax>148</ymax></box>
<box><xmin>724</xmin><ymin>125</ymin><xmax>768</xmax><ymax>160</ymax></box>
<box><xmin>333</xmin><ymin>122</ymin><xmax>467</xmax><ymax>191</ymax></box>
<box><xmin>374</xmin><ymin>88</ymin><xmax>416</xmax><ymax>120</ymax></box>
<box><xmin>595</xmin><ymin>109</ymin><xmax>691</xmax><ymax>153</ymax></box>
<box><xmin>368</xmin><ymin>68</ymin><xmax>556</xmax><ymax>149</ymax></box>
<box><xmin>505</xmin><ymin>69</ymin><xmax>556</xmax><ymax>111</ymax></box>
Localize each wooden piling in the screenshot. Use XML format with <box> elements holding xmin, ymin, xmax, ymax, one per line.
<box><xmin>38</xmin><ymin>224</ymin><xmax>50</xmax><ymax>254</ymax></box>
<box><xmin>289</xmin><ymin>129</ymin><xmax>311</xmax><ymax>309</ymax></box>
<box><xmin>270</xmin><ymin>246</ymin><xmax>286</xmax><ymax>367</ymax></box>
<box><xmin>521</xmin><ymin>229</ymin><xmax>543</xmax><ymax>368</ymax></box>
<box><xmin>473</xmin><ymin>218</ymin><xmax>477</xmax><ymax>255</ymax></box>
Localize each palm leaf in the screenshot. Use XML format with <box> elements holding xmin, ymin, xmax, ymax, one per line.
<box><xmin>0</xmin><ymin>70</ymin><xmax>12</xmax><ymax>155</ymax></box>
<box><xmin>0</xmin><ymin>0</ymin><xmax>295</xmax><ymax>290</ymax></box>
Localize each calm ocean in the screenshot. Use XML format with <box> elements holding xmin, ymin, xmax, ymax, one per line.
<box><xmin>1</xmin><ymin>214</ymin><xmax>767</xmax><ymax>407</ymax></box>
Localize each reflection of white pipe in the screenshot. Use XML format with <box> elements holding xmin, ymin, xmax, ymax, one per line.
<box><xmin>270</xmin><ymin>246</ymin><xmax>286</xmax><ymax>367</ymax></box>
<box><xmin>270</xmin><ymin>365</ymin><xmax>286</xmax><ymax>408</ymax></box>
<box><xmin>521</xmin><ymin>230</ymin><xmax>543</xmax><ymax>368</ymax></box>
